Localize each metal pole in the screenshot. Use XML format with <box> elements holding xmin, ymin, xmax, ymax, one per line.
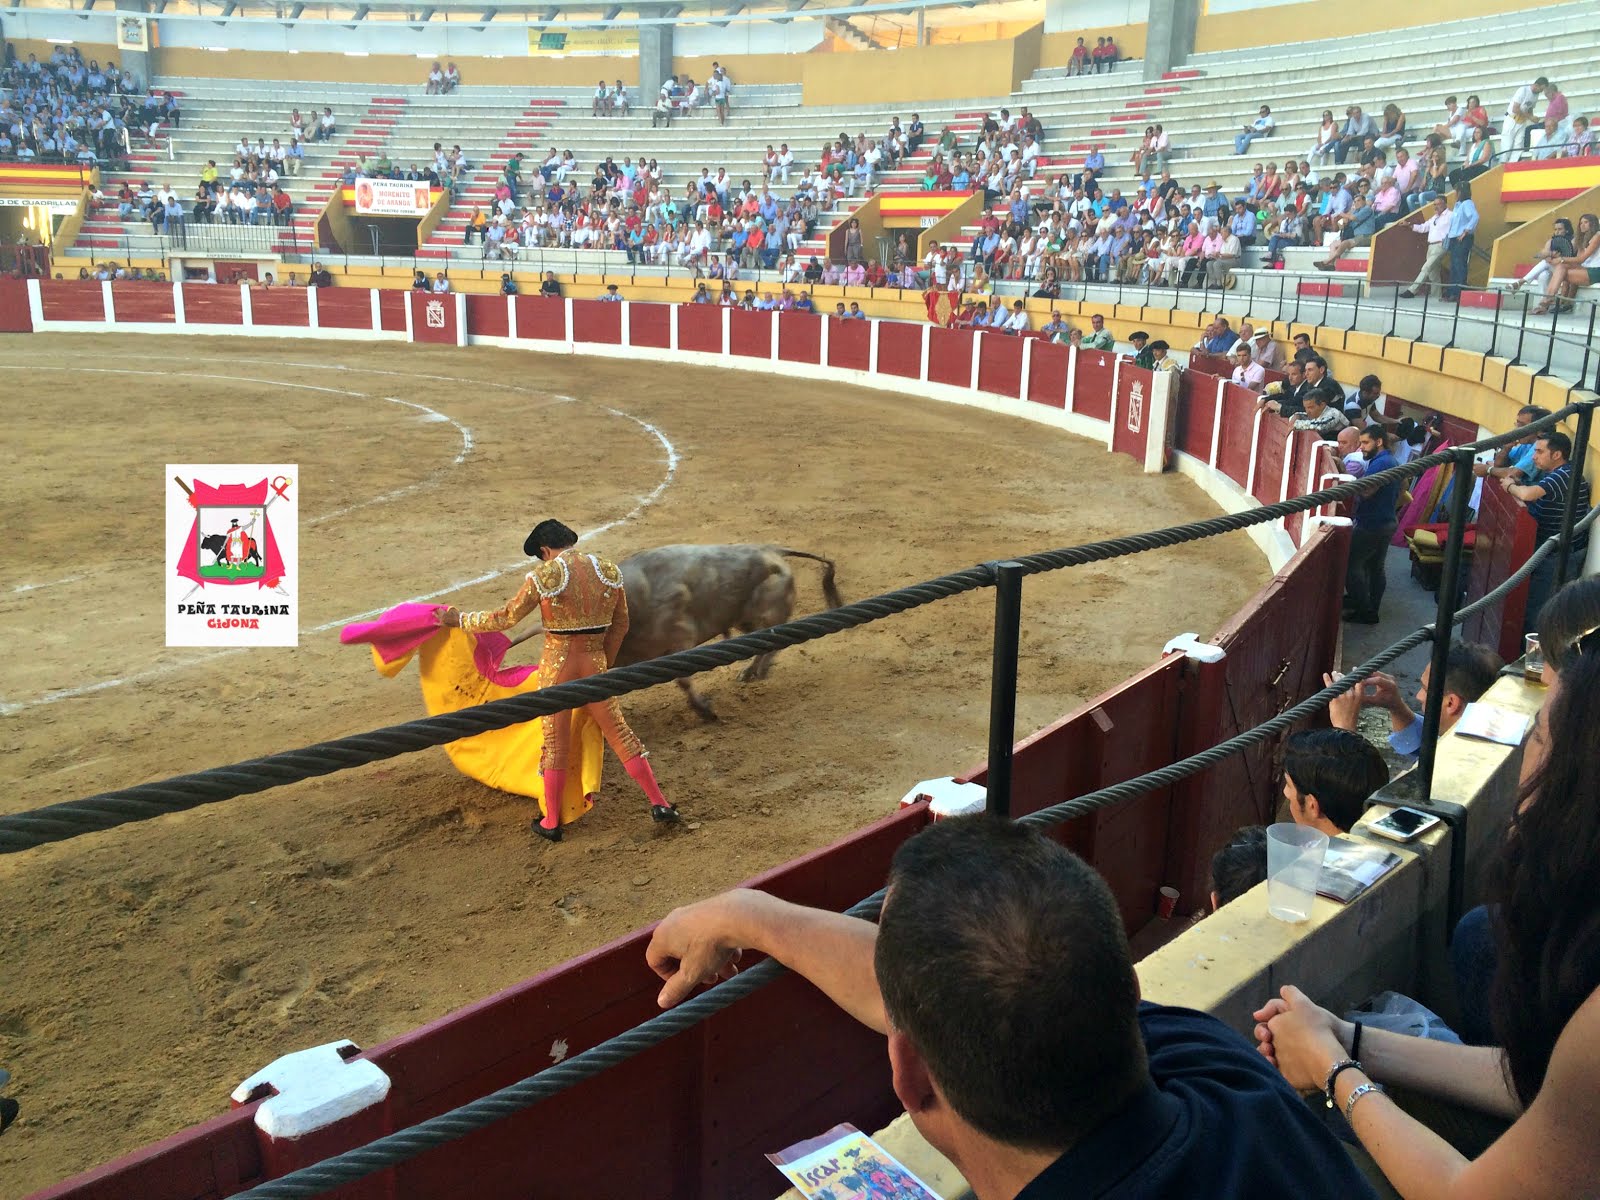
<box><xmin>1554</xmin><ymin>403</ymin><xmax>1594</xmax><ymax>586</ymax></box>
<box><xmin>985</xmin><ymin>561</ymin><xmax>1024</xmax><ymax>818</ymax></box>
<box><xmin>1417</xmin><ymin>448</ymin><xmax>1476</xmax><ymax>800</ymax></box>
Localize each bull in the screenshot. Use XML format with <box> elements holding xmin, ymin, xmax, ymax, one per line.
<box><xmin>200</xmin><ymin>531</ymin><xmax>261</xmax><ymax>566</ymax></box>
<box><xmin>613</xmin><ymin>545</ymin><xmax>843</xmax><ymax>720</ymax></box>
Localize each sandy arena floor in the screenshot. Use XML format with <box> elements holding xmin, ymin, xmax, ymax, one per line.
<box><xmin>0</xmin><ymin>333</ymin><xmax>1265</xmax><ymax>1194</ymax></box>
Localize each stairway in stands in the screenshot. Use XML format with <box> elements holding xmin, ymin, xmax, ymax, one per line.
<box><xmin>299</xmin><ymin>97</ymin><xmax>408</xmax><ymax>256</ymax></box>
<box><xmin>415</xmin><ymin>99</ymin><xmax>564</xmax><ymax>262</ymax></box>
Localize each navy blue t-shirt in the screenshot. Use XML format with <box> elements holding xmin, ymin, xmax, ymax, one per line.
<box><xmin>1014</xmin><ymin>1003</ymin><xmax>1378</xmax><ymax>1199</ymax></box>
<box><xmin>1353</xmin><ymin>449</ymin><xmax>1401</xmax><ymax>530</ymax></box>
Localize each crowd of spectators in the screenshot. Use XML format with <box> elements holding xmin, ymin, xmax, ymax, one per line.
<box><xmin>0</xmin><ymin>42</ymin><xmax>172</xmax><ymax>167</ymax></box>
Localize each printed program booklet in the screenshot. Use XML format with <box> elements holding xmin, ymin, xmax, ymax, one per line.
<box><xmin>1318</xmin><ymin>836</ymin><xmax>1403</xmax><ymax>904</ymax></box>
<box><xmin>1450</xmin><ymin>701</ymin><xmax>1533</xmax><ymax>747</ymax></box>
<box><xmin>769</xmin><ymin>1123</ymin><xmax>946</xmax><ymax>1200</ymax></box>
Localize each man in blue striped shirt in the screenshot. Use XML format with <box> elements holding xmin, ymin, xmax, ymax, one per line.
<box><xmin>1503</xmin><ymin>431</ymin><xmax>1591</xmax><ymax>632</ymax></box>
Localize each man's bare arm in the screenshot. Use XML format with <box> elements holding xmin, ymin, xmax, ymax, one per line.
<box><xmin>647</xmin><ymin>890</ymin><xmax>887</xmax><ymax>1032</ymax></box>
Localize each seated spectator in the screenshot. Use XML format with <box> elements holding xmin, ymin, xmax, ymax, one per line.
<box><xmin>309</xmin><ymin>262</ymin><xmax>333</xmax><ymax>287</ymax></box>
<box><xmin>1236</xmin><ymin>105</ymin><xmax>1276</xmax><ymax>155</ymax></box>
<box><xmin>1040</xmin><ymin>310</ymin><xmax>1072</xmax><ymax>342</ymax></box>
<box><xmin>648</xmin><ymin>818</ymin><xmax>1380</xmax><ymax>1199</ymax></box>
<box><xmin>1529</xmin><ymin>211</ymin><xmax>1600</xmax><ymax>316</ymax></box>
<box><xmin>1091</xmin><ymin>34</ymin><xmax>1119</xmax><ymax>72</ymax></box>
<box><xmin>846</xmin><ymin>300</ymin><xmax>866</xmax><ymax>321</ymax></box>
<box><xmin>313</xmin><ymin>106</ymin><xmax>336</xmax><ymax>143</ymax></box>
<box><xmin>1336</xmin><ymin>106</ymin><xmax>1379</xmax><ymax>165</ymax></box>
<box><xmin>431</xmin><ymin>271</ymin><xmax>451</xmax><ymax>294</ymax></box>
<box><xmin>1374</xmin><ymin>103</ymin><xmax>1408</xmax><ymax>151</ymax></box>
<box><xmin>1256</xmin><ymin>630</ymin><xmax>1600</xmax><ymax>1200</ymax></box>
<box><xmin>1472</xmin><ymin>405</ymin><xmax>1550</xmax><ymax>483</ymax></box>
<box><xmin>1066</xmin><ymin>36</ymin><xmax>1089</xmax><ymax>76</ymax></box>
<box><xmin>1500</xmin><ymin>431</ymin><xmax>1592</xmax><ymax>632</ymax></box>
<box><xmin>1000</xmin><ymin>300</ymin><xmax>1030</xmax><ymax>334</ymax></box>
<box><xmin>1196</xmin><ymin>316</ymin><xmax>1239</xmax><ymax>355</ymax></box>
<box><xmin>1281</xmin><ymin>727</ymin><xmax>1389</xmax><ymax>836</ymax></box>
<box><xmin>442</xmin><ymin>62</ymin><xmax>460</xmax><ymax>92</ymax></box>
<box><xmin>1509</xmin><ymin>219</ymin><xmax>1576</xmax><ymax>296</ymax></box>
<box><xmin>1230</xmin><ymin>342</ymin><xmax>1266</xmax><ymax>391</ymax></box>
<box><xmin>1292</xmin><ymin>389</ymin><xmax>1350</xmax><ymax>439</ymax></box>
<box><xmin>1335</xmin><ymin>425</ymin><xmax>1367</xmax><ymax>476</ymax></box>
<box><xmin>1210</xmin><ymin>825</ymin><xmax>1269</xmax><ymax>910</ymax></box>
<box><xmin>1326</xmin><ymin>641</ymin><xmax>1502</xmax><ymax>761</ymax></box>
<box><xmin>1082</xmin><ymin>312</ymin><xmax>1114</xmax><ymax>350</ymax></box>
<box><xmin>426</xmin><ymin>61</ymin><xmax>445</xmax><ymax>94</ymax></box>
<box><xmin>499</xmin><ymin>272</ymin><xmax>518</xmax><ymax>296</ymax></box>
<box><xmin>1251</xmin><ymin>328</ymin><xmax>1286</xmax><ymax>370</ymax></box>
<box><xmin>1129</xmin><ymin>330</ymin><xmax>1153</xmax><ymax>367</ymax></box>
<box><xmin>411</xmin><ymin>268</ymin><xmax>429</xmax><ymax>291</ymax></box>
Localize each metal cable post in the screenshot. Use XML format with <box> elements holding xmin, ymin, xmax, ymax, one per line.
<box><xmin>1417</xmin><ymin>447</ymin><xmax>1477</xmax><ymax>799</ymax></box>
<box><xmin>1554</xmin><ymin>402</ymin><xmax>1595</xmax><ymax>586</ymax></box>
<box><xmin>984</xmin><ymin>561</ymin><xmax>1024</xmax><ymax>818</ymax></box>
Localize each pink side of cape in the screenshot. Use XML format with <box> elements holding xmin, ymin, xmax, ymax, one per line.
<box><xmin>340</xmin><ymin>602</ymin><xmax>537</xmax><ymax>687</ymax></box>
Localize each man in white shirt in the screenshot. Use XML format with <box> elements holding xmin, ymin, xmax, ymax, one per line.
<box><xmin>1399</xmin><ymin>195</ymin><xmax>1451</xmax><ymax>297</ymax></box>
<box><xmin>770</xmin><ymin>143</ymin><xmax>794</xmax><ymax>185</ymax></box>
<box><xmin>1002</xmin><ymin>301</ymin><xmax>1031</xmax><ymax>335</ymax></box>
<box><xmin>1501</xmin><ymin>77</ymin><xmax>1547</xmax><ymax>160</ymax></box>
<box><xmin>431</xmin><ymin>272</ymin><xmax>451</xmax><ymax>293</ymax></box>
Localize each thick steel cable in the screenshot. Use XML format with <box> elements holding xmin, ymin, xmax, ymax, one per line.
<box><xmin>5</xmin><ymin>405</ymin><xmax>1585</xmax><ymax>855</ymax></box>
<box><xmin>224</xmin><ymin>509</ymin><xmax>1596</xmax><ymax>1199</ymax></box>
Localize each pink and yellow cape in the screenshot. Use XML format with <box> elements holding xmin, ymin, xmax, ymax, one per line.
<box><xmin>340</xmin><ymin>603</ymin><xmax>603</xmax><ymax>827</ymax></box>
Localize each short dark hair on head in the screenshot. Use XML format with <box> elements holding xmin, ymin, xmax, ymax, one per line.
<box><xmin>1519</xmin><ymin>405</ymin><xmax>1551</xmax><ymax>421</ymax></box>
<box><xmin>1359</xmin><ymin>374</ymin><xmax>1382</xmax><ymax>392</ymax></box>
<box><xmin>524</xmin><ymin>519</ymin><xmax>578</xmax><ymax>557</ymax></box>
<box><xmin>876</xmin><ymin>818</ymin><xmax>1147</xmax><ymax>1151</ymax></box>
<box><xmin>1211</xmin><ymin>825</ymin><xmax>1269</xmax><ymax>907</ymax></box>
<box><xmin>1306</xmin><ymin>354</ymin><xmax>1327</xmax><ymax>370</ymax></box>
<box><xmin>1442</xmin><ymin>642</ymin><xmax>1502</xmax><ymax>705</ymax></box>
<box><xmin>1538</xmin><ymin>431</ymin><xmax>1573</xmax><ymax>460</ymax></box>
<box><xmin>1362</xmin><ymin>423</ymin><xmax>1388</xmax><ymax>441</ymax></box>
<box><xmin>1283</xmin><ymin>728</ymin><xmax>1389</xmax><ymax>832</ymax></box>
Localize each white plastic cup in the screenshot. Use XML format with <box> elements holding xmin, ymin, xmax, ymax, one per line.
<box><xmin>1265</xmin><ymin>822</ymin><xmax>1328</xmax><ymax>923</ymax></box>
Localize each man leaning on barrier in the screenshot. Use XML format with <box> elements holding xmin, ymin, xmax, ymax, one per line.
<box><xmin>648</xmin><ymin>817</ymin><xmax>1378</xmax><ymax>1199</ymax></box>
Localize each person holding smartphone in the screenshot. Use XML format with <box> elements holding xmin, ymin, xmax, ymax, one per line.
<box><xmin>1323</xmin><ymin>642</ymin><xmax>1501</xmax><ymax>761</ymax></box>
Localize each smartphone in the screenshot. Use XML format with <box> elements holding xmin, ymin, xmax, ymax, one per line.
<box><xmin>1367</xmin><ymin>806</ymin><xmax>1442</xmax><ymax>843</ymax></box>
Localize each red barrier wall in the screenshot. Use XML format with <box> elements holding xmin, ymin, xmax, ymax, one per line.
<box><xmin>1464</xmin><ymin>482</ymin><xmax>1536</xmax><ymax>662</ymax></box>
<box><xmin>827</xmin><ymin>316</ymin><xmax>871</xmax><ymax>371</ymax></box>
<box><xmin>38</xmin><ymin>279</ymin><xmax>105</xmax><ymax>322</ymax></box>
<box><xmin>110</xmin><ymin>281</ymin><xmax>175</xmax><ymax>324</ymax></box>
<box><xmin>1110</xmin><ymin>364</ymin><xmax>1156</xmax><ymax>464</ymax></box>
<box><xmin>1027</xmin><ymin>340</ymin><xmax>1068</xmax><ymax>408</ymax></box>
<box><xmin>874</xmin><ymin>321</ymin><xmax>922</xmax><ymax>379</ymax></box>
<box><xmin>1174</xmin><ymin>370</ymin><xmax>1220</xmax><ymax>462</ymax></box>
<box><xmin>181</xmin><ymin>284</ymin><xmax>243</xmax><ymax>326</ymax></box>
<box><xmin>407</xmin><ymin>291</ymin><xmax>456</xmax><ymax>344</ymax></box>
<box><xmin>251</xmin><ymin>289</ymin><xmax>311</xmax><ymax>327</ymax></box>
<box><xmin>571</xmin><ymin>297</ymin><xmax>622</xmax><ymax>345</ymax></box>
<box><xmin>778</xmin><ymin>311</ymin><xmax>821</xmax><ymax>365</ymax></box>
<box><xmin>0</xmin><ymin>277</ymin><xmax>32</xmax><ymax>331</ymax></box>
<box><xmin>676</xmin><ymin>303</ymin><xmax>723</xmax><ymax>354</ymax></box>
<box><xmin>319</xmin><ymin>289</ymin><xmax>374</xmax><ymax>331</ymax></box>
<box><xmin>465</xmin><ymin>293</ymin><xmax>508</xmax><ymax>339</ymax></box>
<box><xmin>378</xmin><ymin>290</ymin><xmax>408</xmax><ymax>333</ymax></box>
<box><xmin>729</xmin><ymin>307</ymin><xmax>772</xmax><ymax>359</ymax></box>
<box><xmin>926</xmin><ymin>326</ymin><xmax>974</xmax><ymax>388</ymax></box>
<box><xmin>1073</xmin><ymin>348</ymin><xmax>1116</xmax><ymax>421</ymax></box>
<box><xmin>976</xmin><ymin>332</ymin><xmax>1023</xmax><ymax>399</ymax></box>
<box><xmin>515</xmin><ymin>294</ymin><xmax>568</xmax><ymax>342</ymax></box>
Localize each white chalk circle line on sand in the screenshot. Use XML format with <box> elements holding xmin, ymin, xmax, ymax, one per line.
<box><xmin>0</xmin><ymin>357</ymin><xmax>678</xmax><ymax>715</ymax></box>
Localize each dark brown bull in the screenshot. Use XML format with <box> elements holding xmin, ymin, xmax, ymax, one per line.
<box><xmin>613</xmin><ymin>544</ymin><xmax>843</xmax><ymax>720</ymax></box>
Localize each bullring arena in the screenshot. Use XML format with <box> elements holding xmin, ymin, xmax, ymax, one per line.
<box><xmin>0</xmin><ymin>0</ymin><xmax>1597</xmax><ymax>1196</ymax></box>
<box><xmin>1</xmin><ymin>332</ymin><xmax>1261</xmax><ymax>1191</ymax></box>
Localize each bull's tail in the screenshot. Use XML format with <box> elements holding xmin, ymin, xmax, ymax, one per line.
<box><xmin>776</xmin><ymin>549</ymin><xmax>843</xmax><ymax>609</ymax></box>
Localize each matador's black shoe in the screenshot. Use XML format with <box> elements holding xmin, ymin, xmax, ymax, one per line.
<box><xmin>650</xmin><ymin>803</ymin><xmax>681</xmax><ymax>824</ymax></box>
<box><xmin>531</xmin><ymin>820</ymin><xmax>563</xmax><ymax>843</ymax></box>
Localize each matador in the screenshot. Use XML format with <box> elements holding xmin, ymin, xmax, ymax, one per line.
<box><xmin>442</xmin><ymin>518</ymin><xmax>677</xmax><ymax>842</ymax></box>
